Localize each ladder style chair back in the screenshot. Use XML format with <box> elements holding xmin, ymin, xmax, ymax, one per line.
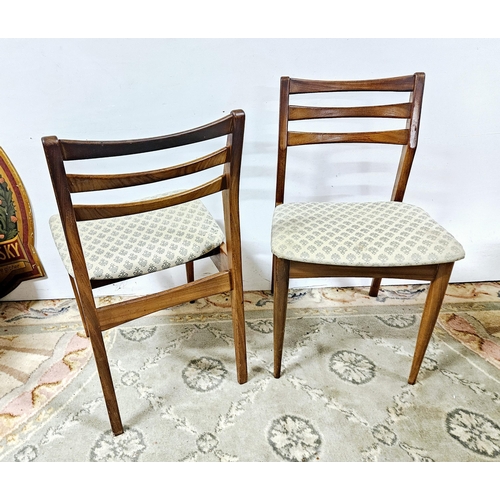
<box><xmin>272</xmin><ymin>74</ymin><xmax>465</xmax><ymax>383</ymax></box>
<box><xmin>43</xmin><ymin>110</ymin><xmax>247</xmax><ymax>436</ymax></box>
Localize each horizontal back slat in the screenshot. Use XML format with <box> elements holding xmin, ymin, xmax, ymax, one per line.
<box><xmin>288</xmin><ymin>129</ymin><xmax>410</xmax><ymax>146</ymax></box>
<box><xmin>59</xmin><ymin>114</ymin><xmax>233</xmax><ymax>160</ymax></box>
<box><xmin>67</xmin><ymin>147</ymin><xmax>229</xmax><ymax>193</ymax></box>
<box><xmin>74</xmin><ymin>175</ymin><xmax>226</xmax><ymax>220</ymax></box>
<box><xmin>289</xmin><ymin>74</ymin><xmax>416</xmax><ymax>94</ymax></box>
<box><xmin>289</xmin><ymin>102</ymin><xmax>412</xmax><ymax>120</ymax></box>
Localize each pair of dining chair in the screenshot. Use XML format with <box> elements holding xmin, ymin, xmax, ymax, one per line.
<box><xmin>43</xmin><ymin>72</ymin><xmax>465</xmax><ymax>435</ymax></box>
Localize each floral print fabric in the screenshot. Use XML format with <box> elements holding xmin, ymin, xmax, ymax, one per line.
<box><xmin>49</xmin><ymin>200</ymin><xmax>225</xmax><ymax>280</ymax></box>
<box><xmin>272</xmin><ymin>201</ymin><xmax>465</xmax><ymax>267</ymax></box>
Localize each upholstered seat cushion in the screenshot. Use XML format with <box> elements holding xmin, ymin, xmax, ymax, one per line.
<box><xmin>49</xmin><ymin>200</ymin><xmax>225</xmax><ymax>280</ymax></box>
<box><xmin>271</xmin><ymin>201</ymin><xmax>465</xmax><ymax>267</ymax></box>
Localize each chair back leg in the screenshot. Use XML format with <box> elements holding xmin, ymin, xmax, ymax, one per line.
<box><xmin>75</xmin><ymin>278</ymin><xmax>124</xmax><ymax>435</ymax></box>
<box><xmin>69</xmin><ymin>275</ymin><xmax>90</xmax><ymax>338</ymax></box>
<box><xmin>369</xmin><ymin>277</ymin><xmax>383</xmax><ymax>297</ymax></box>
<box><xmin>231</xmin><ymin>284</ymin><xmax>248</xmax><ymax>384</ymax></box>
<box><xmin>89</xmin><ymin>326</ymin><xmax>124</xmax><ymax>435</ymax></box>
<box><xmin>185</xmin><ymin>261</ymin><xmax>195</xmax><ymax>283</ymax></box>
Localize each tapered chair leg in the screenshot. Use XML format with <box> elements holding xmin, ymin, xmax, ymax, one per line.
<box><xmin>369</xmin><ymin>277</ymin><xmax>382</xmax><ymax>297</ymax></box>
<box><xmin>69</xmin><ymin>276</ymin><xmax>89</xmax><ymax>338</ymax></box>
<box><xmin>185</xmin><ymin>261</ymin><xmax>195</xmax><ymax>283</ymax></box>
<box><xmin>88</xmin><ymin>326</ymin><xmax>124</xmax><ymax>435</ymax></box>
<box><xmin>73</xmin><ymin>275</ymin><xmax>123</xmax><ymax>435</ymax></box>
<box><xmin>408</xmin><ymin>262</ymin><xmax>454</xmax><ymax>384</ymax></box>
<box><xmin>231</xmin><ymin>282</ymin><xmax>248</xmax><ymax>384</ymax></box>
<box><xmin>273</xmin><ymin>256</ymin><xmax>290</xmax><ymax>378</ymax></box>
<box><xmin>80</xmin><ymin>293</ymin><xmax>123</xmax><ymax>435</ymax></box>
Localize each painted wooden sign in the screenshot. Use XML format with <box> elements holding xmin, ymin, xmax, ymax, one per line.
<box><xmin>0</xmin><ymin>147</ymin><xmax>45</xmax><ymax>298</ymax></box>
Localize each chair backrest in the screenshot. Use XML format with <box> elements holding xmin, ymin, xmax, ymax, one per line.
<box><xmin>276</xmin><ymin>73</ymin><xmax>425</xmax><ymax>205</ymax></box>
<box><xmin>42</xmin><ymin>110</ymin><xmax>245</xmax><ymax>285</ymax></box>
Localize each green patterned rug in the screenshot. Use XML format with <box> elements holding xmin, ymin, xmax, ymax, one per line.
<box><xmin>1</xmin><ymin>282</ymin><xmax>499</xmax><ymax>462</ymax></box>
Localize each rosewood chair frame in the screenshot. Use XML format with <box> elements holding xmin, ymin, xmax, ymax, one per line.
<box><xmin>273</xmin><ymin>73</ymin><xmax>457</xmax><ymax>384</ymax></box>
<box><xmin>43</xmin><ymin>110</ymin><xmax>247</xmax><ymax>436</ymax></box>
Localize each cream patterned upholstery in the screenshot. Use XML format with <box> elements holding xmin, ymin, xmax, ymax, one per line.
<box><xmin>50</xmin><ymin>200</ymin><xmax>225</xmax><ymax>280</ymax></box>
<box><xmin>271</xmin><ymin>201</ymin><xmax>465</xmax><ymax>267</ymax></box>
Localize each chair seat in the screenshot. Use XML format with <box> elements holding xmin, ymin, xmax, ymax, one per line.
<box><xmin>271</xmin><ymin>201</ymin><xmax>465</xmax><ymax>267</ymax></box>
<box><xmin>50</xmin><ymin>199</ymin><xmax>225</xmax><ymax>280</ymax></box>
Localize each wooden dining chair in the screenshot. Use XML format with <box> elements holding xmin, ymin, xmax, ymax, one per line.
<box><xmin>272</xmin><ymin>74</ymin><xmax>465</xmax><ymax>384</ymax></box>
<box><xmin>42</xmin><ymin>110</ymin><xmax>247</xmax><ymax>436</ymax></box>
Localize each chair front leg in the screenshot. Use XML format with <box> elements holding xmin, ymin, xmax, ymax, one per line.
<box><xmin>273</xmin><ymin>256</ymin><xmax>290</xmax><ymax>378</ymax></box>
<box><xmin>408</xmin><ymin>262</ymin><xmax>454</xmax><ymax>384</ymax></box>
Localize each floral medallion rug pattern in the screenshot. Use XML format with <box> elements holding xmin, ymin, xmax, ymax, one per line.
<box><xmin>0</xmin><ymin>282</ymin><xmax>499</xmax><ymax>462</ymax></box>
